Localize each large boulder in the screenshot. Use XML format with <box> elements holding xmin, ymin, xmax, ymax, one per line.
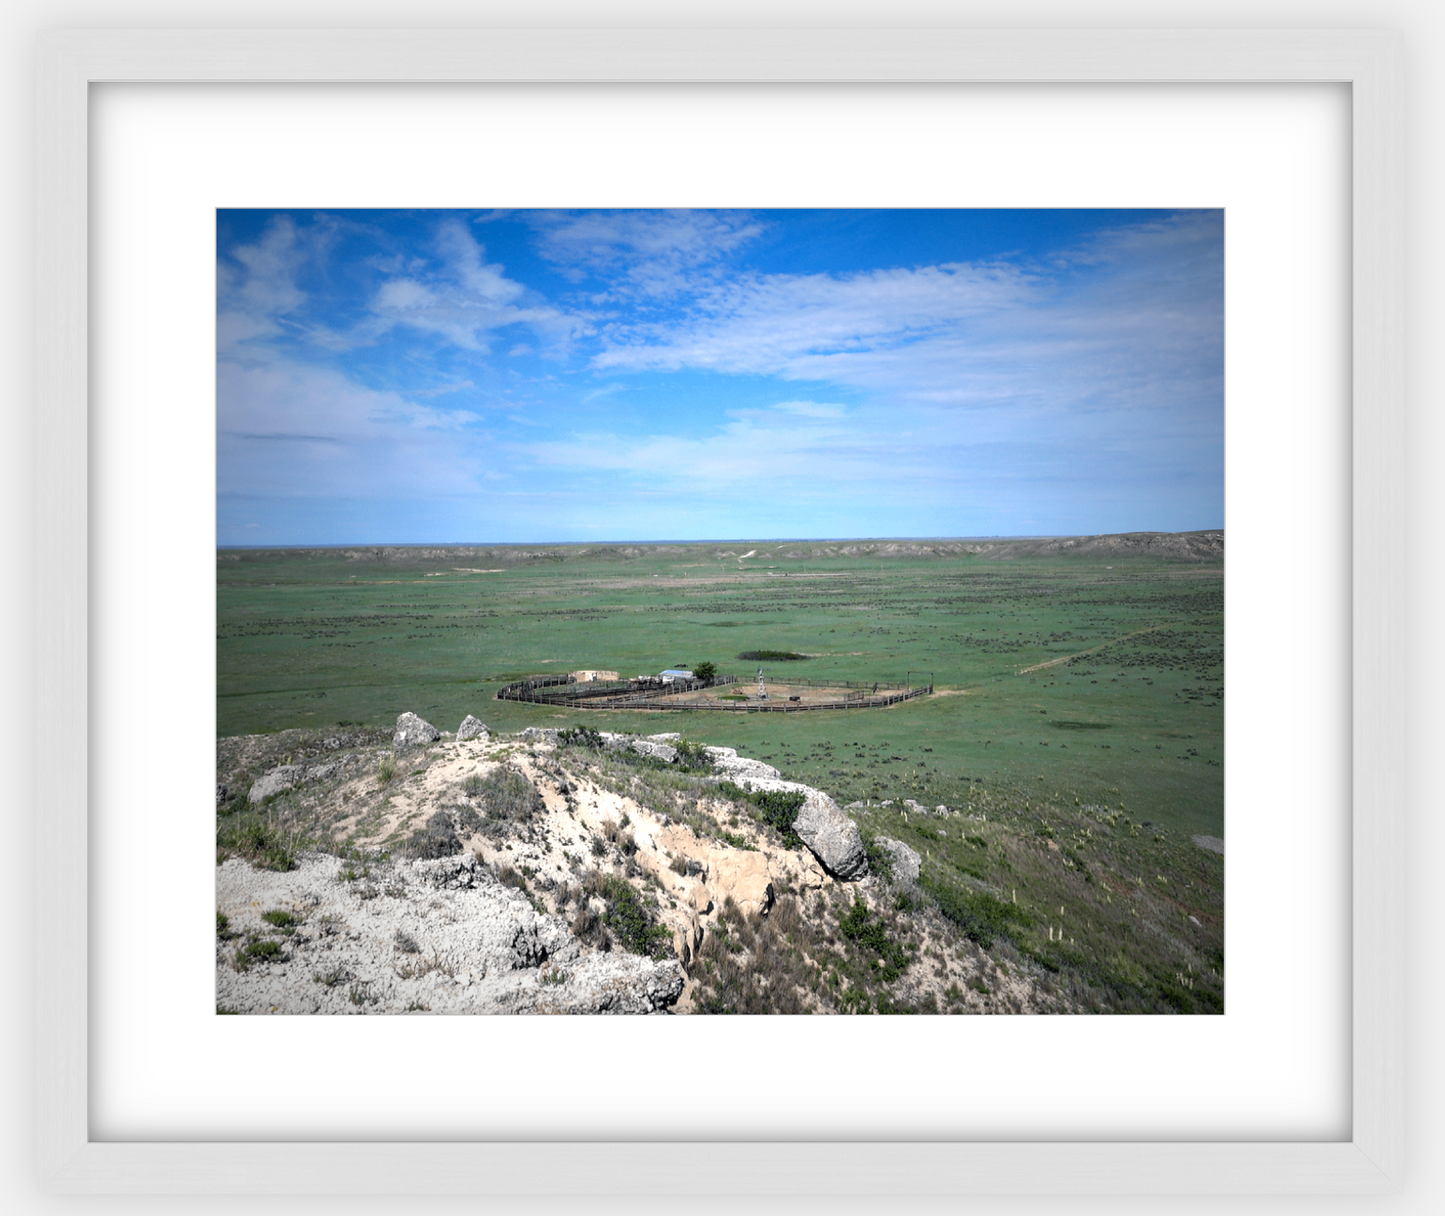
<box><xmin>456</xmin><ymin>715</ymin><xmax>489</xmax><ymax>742</ymax></box>
<box><xmin>870</xmin><ymin>836</ymin><xmax>921</xmax><ymax>887</ymax></box>
<box><xmin>393</xmin><ymin>712</ymin><xmax>440</xmax><ymax>752</ymax></box>
<box><xmin>792</xmin><ymin>790</ymin><xmax>869</xmax><ymax>880</ymax></box>
<box><xmin>249</xmin><ymin>765</ymin><xmax>304</xmax><ymax>804</ymax></box>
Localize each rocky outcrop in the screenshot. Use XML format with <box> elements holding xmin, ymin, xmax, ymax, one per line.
<box><xmin>246</xmin><ymin>758</ymin><xmax>358</xmax><ymax>805</ymax></box>
<box><xmin>532</xmin><ymin>953</ymin><xmax>686</xmax><ymax>1015</ymax></box>
<box><xmin>249</xmin><ymin>765</ymin><xmax>305</xmax><ymax>804</ymax></box>
<box><xmin>456</xmin><ymin>715</ymin><xmax>489</xmax><ymax>742</ymax></box>
<box><xmin>215</xmin><ymin>852</ymin><xmax>683</xmax><ymax>1015</ymax></box>
<box><xmin>393</xmin><ymin>712</ymin><xmax>440</xmax><ymax>752</ymax></box>
<box><xmin>630</xmin><ymin>738</ymin><xmax>678</xmax><ymax>763</ymax></box>
<box><xmin>870</xmin><ymin>836</ymin><xmax>921</xmax><ymax>887</ymax></box>
<box><xmin>704</xmin><ymin>746</ymin><xmax>782</xmax><ymax>785</ymax></box>
<box><xmin>791</xmin><ymin>790</ymin><xmax>868</xmax><ymax>880</ymax></box>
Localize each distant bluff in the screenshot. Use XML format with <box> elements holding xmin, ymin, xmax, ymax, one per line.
<box><xmin>216</xmin><ymin>529</ymin><xmax>1223</xmax><ymax>565</ymax></box>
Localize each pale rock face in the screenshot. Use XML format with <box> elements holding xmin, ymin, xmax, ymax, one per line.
<box><xmin>870</xmin><ymin>836</ymin><xmax>922</xmax><ymax>887</ymax></box>
<box><xmin>703</xmin><ymin>746</ymin><xmax>782</xmax><ymax>785</ymax></box>
<box><xmin>214</xmin><ymin>852</ymin><xmax>683</xmax><ymax>1015</ymax></box>
<box><xmin>456</xmin><ymin>715</ymin><xmax>489</xmax><ymax>742</ymax></box>
<box><xmin>393</xmin><ymin>712</ymin><xmax>441</xmax><ymax>752</ymax></box>
<box><xmin>531</xmin><ymin>953</ymin><xmax>686</xmax><ymax>1015</ymax></box>
<box><xmin>249</xmin><ymin>765</ymin><xmax>305</xmax><ymax>804</ymax></box>
<box><xmin>698</xmin><ymin>846</ymin><xmax>775</xmax><ymax>919</ymax></box>
<box><xmin>630</xmin><ymin>738</ymin><xmax>678</xmax><ymax>763</ymax></box>
<box><xmin>791</xmin><ymin>790</ymin><xmax>869</xmax><ymax>881</ymax></box>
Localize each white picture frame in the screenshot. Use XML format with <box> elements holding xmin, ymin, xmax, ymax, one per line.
<box><xmin>34</xmin><ymin>28</ymin><xmax>1403</xmax><ymax>1195</ymax></box>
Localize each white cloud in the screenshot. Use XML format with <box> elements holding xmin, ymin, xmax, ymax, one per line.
<box><xmin>529</xmin><ymin>209</ymin><xmax>764</xmax><ymax>299</ymax></box>
<box><xmin>591</xmin><ymin>261</ymin><xmax>1034</xmax><ymax>379</ymax></box>
<box><xmin>363</xmin><ymin>219</ymin><xmax>583</xmax><ymax>354</ymax></box>
<box><xmin>220</xmin><ymin>214</ymin><xmax>594</xmax><ymax>360</ymax></box>
<box><xmin>586</xmin><ymin>215</ymin><xmax>1220</xmax><ymax>420</ymax></box>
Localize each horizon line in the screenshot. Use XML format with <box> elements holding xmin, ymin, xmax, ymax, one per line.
<box><xmin>215</xmin><ymin>528</ymin><xmax>1224</xmax><ymax>551</ymax></box>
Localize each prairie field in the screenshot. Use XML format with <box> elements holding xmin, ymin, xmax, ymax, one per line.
<box><xmin>218</xmin><ymin>542</ymin><xmax>1222</xmax><ymax>834</ymax></box>
<box><xmin>218</xmin><ymin>540</ymin><xmax>1224</xmax><ymax>1013</ymax></box>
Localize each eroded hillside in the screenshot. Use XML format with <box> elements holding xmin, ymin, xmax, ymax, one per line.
<box><xmin>216</xmin><ymin>716</ymin><xmax>1084</xmax><ymax>1015</ymax></box>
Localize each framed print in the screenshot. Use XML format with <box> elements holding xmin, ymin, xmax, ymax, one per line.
<box><xmin>34</xmin><ymin>28</ymin><xmax>1403</xmax><ymax>1194</ymax></box>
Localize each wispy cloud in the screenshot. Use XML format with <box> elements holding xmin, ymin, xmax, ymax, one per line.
<box><xmin>528</xmin><ymin>209</ymin><xmax>764</xmax><ymax>299</ymax></box>
<box><xmin>589</xmin><ymin>261</ymin><xmax>1036</xmax><ymax>379</ymax></box>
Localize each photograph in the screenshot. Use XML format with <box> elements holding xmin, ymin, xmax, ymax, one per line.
<box><xmin>214</xmin><ymin>206</ymin><xmax>1224</xmax><ymax>1017</ymax></box>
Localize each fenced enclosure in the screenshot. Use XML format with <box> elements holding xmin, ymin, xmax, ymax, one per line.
<box><xmin>494</xmin><ymin>672</ymin><xmax>930</xmax><ymax>712</ymax></box>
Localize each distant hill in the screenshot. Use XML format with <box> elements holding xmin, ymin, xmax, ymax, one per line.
<box><xmin>953</xmin><ymin>530</ymin><xmax>1223</xmax><ymax>563</ymax></box>
<box><xmin>217</xmin><ymin>530</ymin><xmax>1222</xmax><ymax>567</ymax></box>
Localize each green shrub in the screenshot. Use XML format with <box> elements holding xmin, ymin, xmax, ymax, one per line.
<box><xmin>404</xmin><ymin>810</ymin><xmax>462</xmax><ymax>859</ymax></box>
<box><xmin>495</xmin><ymin>861</ymin><xmax>529</xmax><ymax>893</ymax></box>
<box><xmin>378</xmin><ymin>752</ymin><xmax>396</xmax><ymax>784</ymax></box>
<box><xmin>234</xmin><ymin>939</ymin><xmax>283</xmax><ymax>971</ymax></box>
<box><xmin>673</xmin><ymin>738</ymin><xmax>714</xmax><ymax>772</ymax></box>
<box><xmin>737</xmin><ymin>650</ymin><xmax>807</xmax><ymax>661</ymax></box>
<box><xmin>260</xmin><ymin>909</ymin><xmax>298</xmax><ymax>931</ymax></box>
<box><xmin>838</xmin><ymin>898</ymin><xmax>911</xmax><ymax>983</ymax></box>
<box><xmin>216</xmin><ymin>911</ymin><xmax>230</xmax><ymax>937</ymax></box>
<box><xmin>557</xmin><ymin>725</ymin><xmax>604</xmax><ymax>750</ymax></box>
<box><xmin>923</xmin><ymin>877</ymin><xmax>1031</xmax><ymax>949</ymax></box>
<box><xmin>467</xmin><ymin>767</ymin><xmax>543</xmax><ymax>820</ymax></box>
<box><xmin>862</xmin><ymin>835</ymin><xmax>895</xmax><ymax>881</ymax></box>
<box><xmin>749</xmin><ymin>789</ymin><xmax>805</xmax><ymax>849</ymax></box>
<box><xmin>216</xmin><ymin>819</ymin><xmax>295</xmax><ymax>871</ymax></box>
<box><xmin>592</xmin><ymin>875</ymin><xmax>673</xmax><ymax>959</ymax></box>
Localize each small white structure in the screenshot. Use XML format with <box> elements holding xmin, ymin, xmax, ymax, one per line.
<box><xmin>570</xmin><ymin>669</ymin><xmax>619</xmax><ymax>683</ymax></box>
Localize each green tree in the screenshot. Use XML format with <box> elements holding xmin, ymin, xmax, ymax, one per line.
<box><xmin>692</xmin><ymin>661</ymin><xmax>717</xmax><ymax>683</ymax></box>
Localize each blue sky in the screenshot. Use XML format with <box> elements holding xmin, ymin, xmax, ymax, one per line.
<box><xmin>216</xmin><ymin>208</ymin><xmax>1223</xmax><ymax>545</ymax></box>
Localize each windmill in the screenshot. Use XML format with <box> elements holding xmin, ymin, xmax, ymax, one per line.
<box><xmin>757</xmin><ymin>666</ymin><xmax>766</xmax><ymax>700</ymax></box>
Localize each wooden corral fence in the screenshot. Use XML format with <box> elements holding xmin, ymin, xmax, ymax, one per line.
<box><xmin>496</xmin><ymin>673</ymin><xmax>738</xmax><ymax>707</ymax></box>
<box><xmin>701</xmin><ymin>685</ymin><xmax>931</xmax><ymax>713</ymax></box>
<box><xmin>494</xmin><ymin>672</ymin><xmax>931</xmax><ymax>712</ymax></box>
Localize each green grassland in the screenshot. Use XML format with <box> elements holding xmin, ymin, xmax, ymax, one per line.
<box><xmin>218</xmin><ymin>541</ymin><xmax>1222</xmax><ymax>838</ymax></box>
